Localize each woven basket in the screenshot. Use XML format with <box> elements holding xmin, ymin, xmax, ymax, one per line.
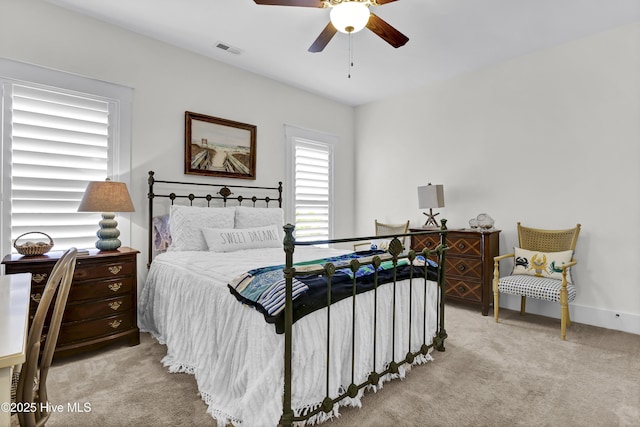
<box><xmin>14</xmin><ymin>232</ymin><xmax>54</xmax><ymax>256</ymax></box>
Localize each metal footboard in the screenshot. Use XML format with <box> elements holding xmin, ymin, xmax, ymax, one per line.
<box><xmin>280</xmin><ymin>224</ymin><xmax>449</xmax><ymax>426</ymax></box>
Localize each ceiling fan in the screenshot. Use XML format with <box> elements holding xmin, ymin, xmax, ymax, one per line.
<box><xmin>254</xmin><ymin>0</ymin><xmax>409</xmax><ymax>53</ymax></box>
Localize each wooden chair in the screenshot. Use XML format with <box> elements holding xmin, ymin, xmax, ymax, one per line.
<box><xmin>493</xmin><ymin>223</ymin><xmax>581</xmax><ymax>340</ymax></box>
<box><xmin>12</xmin><ymin>248</ymin><xmax>77</xmax><ymax>427</ymax></box>
<box><xmin>354</xmin><ymin>219</ymin><xmax>410</xmax><ymax>251</ymax></box>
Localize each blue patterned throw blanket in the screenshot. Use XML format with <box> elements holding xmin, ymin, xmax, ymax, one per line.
<box><xmin>228</xmin><ymin>251</ymin><xmax>438</xmax><ymax>333</ymax></box>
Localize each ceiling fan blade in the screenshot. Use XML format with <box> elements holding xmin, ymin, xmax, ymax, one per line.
<box><xmin>254</xmin><ymin>0</ymin><xmax>325</xmax><ymax>7</ymax></box>
<box><xmin>308</xmin><ymin>22</ymin><xmax>338</xmax><ymax>53</ymax></box>
<box><xmin>373</xmin><ymin>0</ymin><xmax>399</xmax><ymax>4</ymax></box>
<box><xmin>366</xmin><ymin>12</ymin><xmax>409</xmax><ymax>48</ymax></box>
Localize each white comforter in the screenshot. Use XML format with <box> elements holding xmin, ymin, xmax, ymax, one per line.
<box><xmin>138</xmin><ymin>247</ymin><xmax>438</xmax><ymax>427</ymax></box>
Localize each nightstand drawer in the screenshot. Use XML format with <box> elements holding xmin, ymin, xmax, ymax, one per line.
<box><xmin>63</xmin><ymin>296</ymin><xmax>133</xmax><ymax>322</ymax></box>
<box><xmin>13</xmin><ymin>265</ymin><xmax>55</xmax><ymax>287</ymax></box>
<box><xmin>446</xmin><ymin>278</ymin><xmax>482</xmax><ymax>302</ymax></box>
<box><xmin>68</xmin><ymin>277</ymin><xmax>134</xmax><ymax>301</ymax></box>
<box><xmin>446</xmin><ymin>257</ymin><xmax>483</xmax><ymax>278</ymax></box>
<box><xmin>410</xmin><ymin>233</ymin><xmax>442</xmax><ymax>252</ymax></box>
<box><xmin>58</xmin><ymin>312</ymin><xmax>133</xmax><ymax>344</ymax></box>
<box><xmin>74</xmin><ymin>259</ymin><xmax>135</xmax><ymax>280</ymax></box>
<box><xmin>27</xmin><ymin>276</ymin><xmax>134</xmax><ymax>308</ymax></box>
<box><xmin>445</xmin><ymin>235</ymin><xmax>481</xmax><ymax>257</ymax></box>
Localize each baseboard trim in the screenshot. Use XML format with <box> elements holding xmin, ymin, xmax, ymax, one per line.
<box><xmin>499</xmin><ymin>294</ymin><xmax>640</xmax><ymax>335</ymax></box>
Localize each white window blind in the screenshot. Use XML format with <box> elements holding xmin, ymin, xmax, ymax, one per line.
<box><xmin>291</xmin><ymin>138</ymin><xmax>333</xmax><ymax>242</ymax></box>
<box><xmin>8</xmin><ymin>84</ymin><xmax>110</xmax><ymax>251</ymax></box>
<box><xmin>0</xmin><ymin>59</ymin><xmax>132</xmax><ymax>257</ymax></box>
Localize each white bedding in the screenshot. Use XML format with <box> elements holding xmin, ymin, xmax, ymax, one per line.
<box><xmin>138</xmin><ymin>247</ymin><xmax>438</xmax><ymax>427</ymax></box>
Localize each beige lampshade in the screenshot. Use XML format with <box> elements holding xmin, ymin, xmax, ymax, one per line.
<box><xmin>78</xmin><ymin>180</ymin><xmax>135</xmax><ymax>213</ymax></box>
<box><xmin>417</xmin><ymin>184</ymin><xmax>445</xmax><ymax>209</ymax></box>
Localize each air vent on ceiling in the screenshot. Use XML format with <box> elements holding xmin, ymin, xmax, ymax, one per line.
<box><xmin>215</xmin><ymin>42</ymin><xmax>242</xmax><ymax>55</ymax></box>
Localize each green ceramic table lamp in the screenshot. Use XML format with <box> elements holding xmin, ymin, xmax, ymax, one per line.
<box><xmin>77</xmin><ymin>178</ymin><xmax>135</xmax><ymax>251</ymax></box>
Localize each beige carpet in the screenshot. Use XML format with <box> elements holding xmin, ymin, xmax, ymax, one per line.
<box><xmin>30</xmin><ymin>305</ymin><xmax>640</xmax><ymax>426</ymax></box>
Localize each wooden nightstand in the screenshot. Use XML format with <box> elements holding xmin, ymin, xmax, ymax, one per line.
<box><xmin>2</xmin><ymin>247</ymin><xmax>140</xmax><ymax>358</ymax></box>
<box><xmin>411</xmin><ymin>228</ymin><xmax>500</xmax><ymax>316</ymax></box>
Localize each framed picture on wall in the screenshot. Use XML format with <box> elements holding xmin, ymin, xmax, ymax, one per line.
<box><xmin>184</xmin><ymin>111</ymin><xmax>257</xmax><ymax>180</ymax></box>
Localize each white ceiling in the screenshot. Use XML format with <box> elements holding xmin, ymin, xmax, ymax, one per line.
<box><xmin>45</xmin><ymin>0</ymin><xmax>640</xmax><ymax>106</ymax></box>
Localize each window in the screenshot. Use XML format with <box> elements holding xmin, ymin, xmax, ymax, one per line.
<box><xmin>1</xmin><ymin>59</ymin><xmax>132</xmax><ymax>255</ymax></box>
<box><xmin>285</xmin><ymin>125</ymin><xmax>335</xmax><ymax>242</ymax></box>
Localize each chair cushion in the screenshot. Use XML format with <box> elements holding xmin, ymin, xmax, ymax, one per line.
<box><xmin>512</xmin><ymin>247</ymin><xmax>574</xmax><ymax>283</ymax></box>
<box><xmin>498</xmin><ymin>274</ymin><xmax>576</xmax><ymax>303</ymax></box>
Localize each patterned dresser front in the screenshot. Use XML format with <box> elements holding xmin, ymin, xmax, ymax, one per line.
<box><xmin>410</xmin><ymin>229</ymin><xmax>500</xmax><ymax>315</ymax></box>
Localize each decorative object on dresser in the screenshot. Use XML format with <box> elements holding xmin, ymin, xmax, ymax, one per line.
<box><xmin>493</xmin><ymin>223</ymin><xmax>581</xmax><ymax>340</ymax></box>
<box><xmin>469</xmin><ymin>213</ymin><xmax>495</xmax><ymax>230</ymax></box>
<box><xmin>77</xmin><ymin>179</ymin><xmax>135</xmax><ymax>251</ymax></box>
<box><xmin>2</xmin><ymin>247</ymin><xmax>140</xmax><ymax>358</ymax></box>
<box><xmin>411</xmin><ymin>227</ymin><xmax>500</xmax><ymax>316</ymax></box>
<box><xmin>417</xmin><ymin>183</ymin><xmax>445</xmax><ymax>228</ymax></box>
<box><xmin>12</xmin><ymin>231</ymin><xmax>54</xmax><ymax>256</ymax></box>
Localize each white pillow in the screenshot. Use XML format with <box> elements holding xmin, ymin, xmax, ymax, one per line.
<box><xmin>203</xmin><ymin>225</ymin><xmax>282</xmax><ymax>252</ymax></box>
<box><xmin>234</xmin><ymin>206</ymin><xmax>285</xmax><ymax>239</ymax></box>
<box><xmin>168</xmin><ymin>205</ymin><xmax>235</xmax><ymax>251</ymax></box>
<box><xmin>512</xmin><ymin>247</ymin><xmax>574</xmax><ymax>283</ymax></box>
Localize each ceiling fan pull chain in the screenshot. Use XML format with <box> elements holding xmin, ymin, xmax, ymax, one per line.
<box><xmin>348</xmin><ymin>31</ymin><xmax>353</xmax><ymax>79</ymax></box>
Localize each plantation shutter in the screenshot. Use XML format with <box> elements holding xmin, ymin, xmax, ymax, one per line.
<box><xmin>293</xmin><ymin>139</ymin><xmax>332</xmax><ymax>241</ymax></box>
<box><xmin>10</xmin><ymin>84</ymin><xmax>110</xmax><ymax>251</ymax></box>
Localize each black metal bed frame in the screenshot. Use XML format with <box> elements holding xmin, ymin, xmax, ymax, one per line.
<box><xmin>146</xmin><ymin>171</ymin><xmax>448</xmax><ymax>426</ymax></box>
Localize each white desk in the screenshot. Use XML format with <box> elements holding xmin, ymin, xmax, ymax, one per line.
<box><xmin>0</xmin><ymin>273</ymin><xmax>31</xmax><ymax>427</ymax></box>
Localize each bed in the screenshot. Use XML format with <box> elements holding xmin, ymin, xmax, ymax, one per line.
<box><xmin>138</xmin><ymin>171</ymin><xmax>449</xmax><ymax>427</ymax></box>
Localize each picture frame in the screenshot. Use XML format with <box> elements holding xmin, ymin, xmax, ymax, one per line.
<box><xmin>184</xmin><ymin>111</ymin><xmax>257</xmax><ymax>180</ymax></box>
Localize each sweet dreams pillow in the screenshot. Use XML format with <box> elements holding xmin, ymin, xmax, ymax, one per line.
<box><xmin>202</xmin><ymin>224</ymin><xmax>282</xmax><ymax>253</ymax></box>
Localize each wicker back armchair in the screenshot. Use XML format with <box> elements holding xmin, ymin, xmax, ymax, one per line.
<box><xmin>493</xmin><ymin>223</ymin><xmax>581</xmax><ymax>340</ymax></box>
<box><xmin>518</xmin><ymin>224</ymin><xmax>580</xmax><ymax>253</ymax></box>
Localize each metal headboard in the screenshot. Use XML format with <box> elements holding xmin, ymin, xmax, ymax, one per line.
<box><xmin>147</xmin><ymin>170</ymin><xmax>283</xmax><ymax>267</ymax></box>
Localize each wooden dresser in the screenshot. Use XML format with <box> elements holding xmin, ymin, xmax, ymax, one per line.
<box><xmin>2</xmin><ymin>247</ymin><xmax>140</xmax><ymax>358</ymax></box>
<box><xmin>410</xmin><ymin>228</ymin><xmax>500</xmax><ymax>316</ymax></box>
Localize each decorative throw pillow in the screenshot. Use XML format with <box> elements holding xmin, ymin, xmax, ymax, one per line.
<box><xmin>152</xmin><ymin>214</ymin><xmax>172</xmax><ymax>251</ymax></box>
<box><xmin>234</xmin><ymin>206</ymin><xmax>285</xmax><ymax>239</ymax></box>
<box><xmin>203</xmin><ymin>225</ymin><xmax>282</xmax><ymax>252</ymax></box>
<box><xmin>512</xmin><ymin>247</ymin><xmax>574</xmax><ymax>283</ymax></box>
<box><xmin>168</xmin><ymin>205</ymin><xmax>235</xmax><ymax>251</ymax></box>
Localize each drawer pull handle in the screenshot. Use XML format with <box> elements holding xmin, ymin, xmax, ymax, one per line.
<box><xmin>458</xmin><ymin>265</ymin><xmax>466</xmax><ymax>271</ymax></box>
<box><xmin>108</xmin><ymin>282</ymin><xmax>123</xmax><ymax>292</ymax></box>
<box><xmin>108</xmin><ymin>301</ymin><xmax>123</xmax><ymax>311</ymax></box>
<box><xmin>108</xmin><ymin>266</ymin><xmax>123</xmax><ymax>275</ymax></box>
<box><xmin>458</xmin><ymin>243</ymin><xmax>466</xmax><ymax>249</ymax></box>
<box><xmin>109</xmin><ymin>320</ymin><xmax>122</xmax><ymax>329</ymax></box>
<box><xmin>458</xmin><ymin>286</ymin><xmax>466</xmax><ymax>292</ymax></box>
<box><xmin>31</xmin><ymin>293</ymin><xmax>42</xmax><ymax>303</ymax></box>
<box><xmin>33</xmin><ymin>273</ymin><xmax>48</xmax><ymax>284</ymax></box>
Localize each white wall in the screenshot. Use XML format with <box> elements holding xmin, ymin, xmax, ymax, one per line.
<box><xmin>0</xmin><ymin>0</ymin><xmax>356</xmax><ymax>279</ymax></box>
<box><xmin>355</xmin><ymin>22</ymin><xmax>640</xmax><ymax>334</ymax></box>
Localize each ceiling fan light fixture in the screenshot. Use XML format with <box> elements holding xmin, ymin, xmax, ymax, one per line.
<box><xmin>330</xmin><ymin>1</ymin><xmax>370</xmax><ymax>34</ymax></box>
